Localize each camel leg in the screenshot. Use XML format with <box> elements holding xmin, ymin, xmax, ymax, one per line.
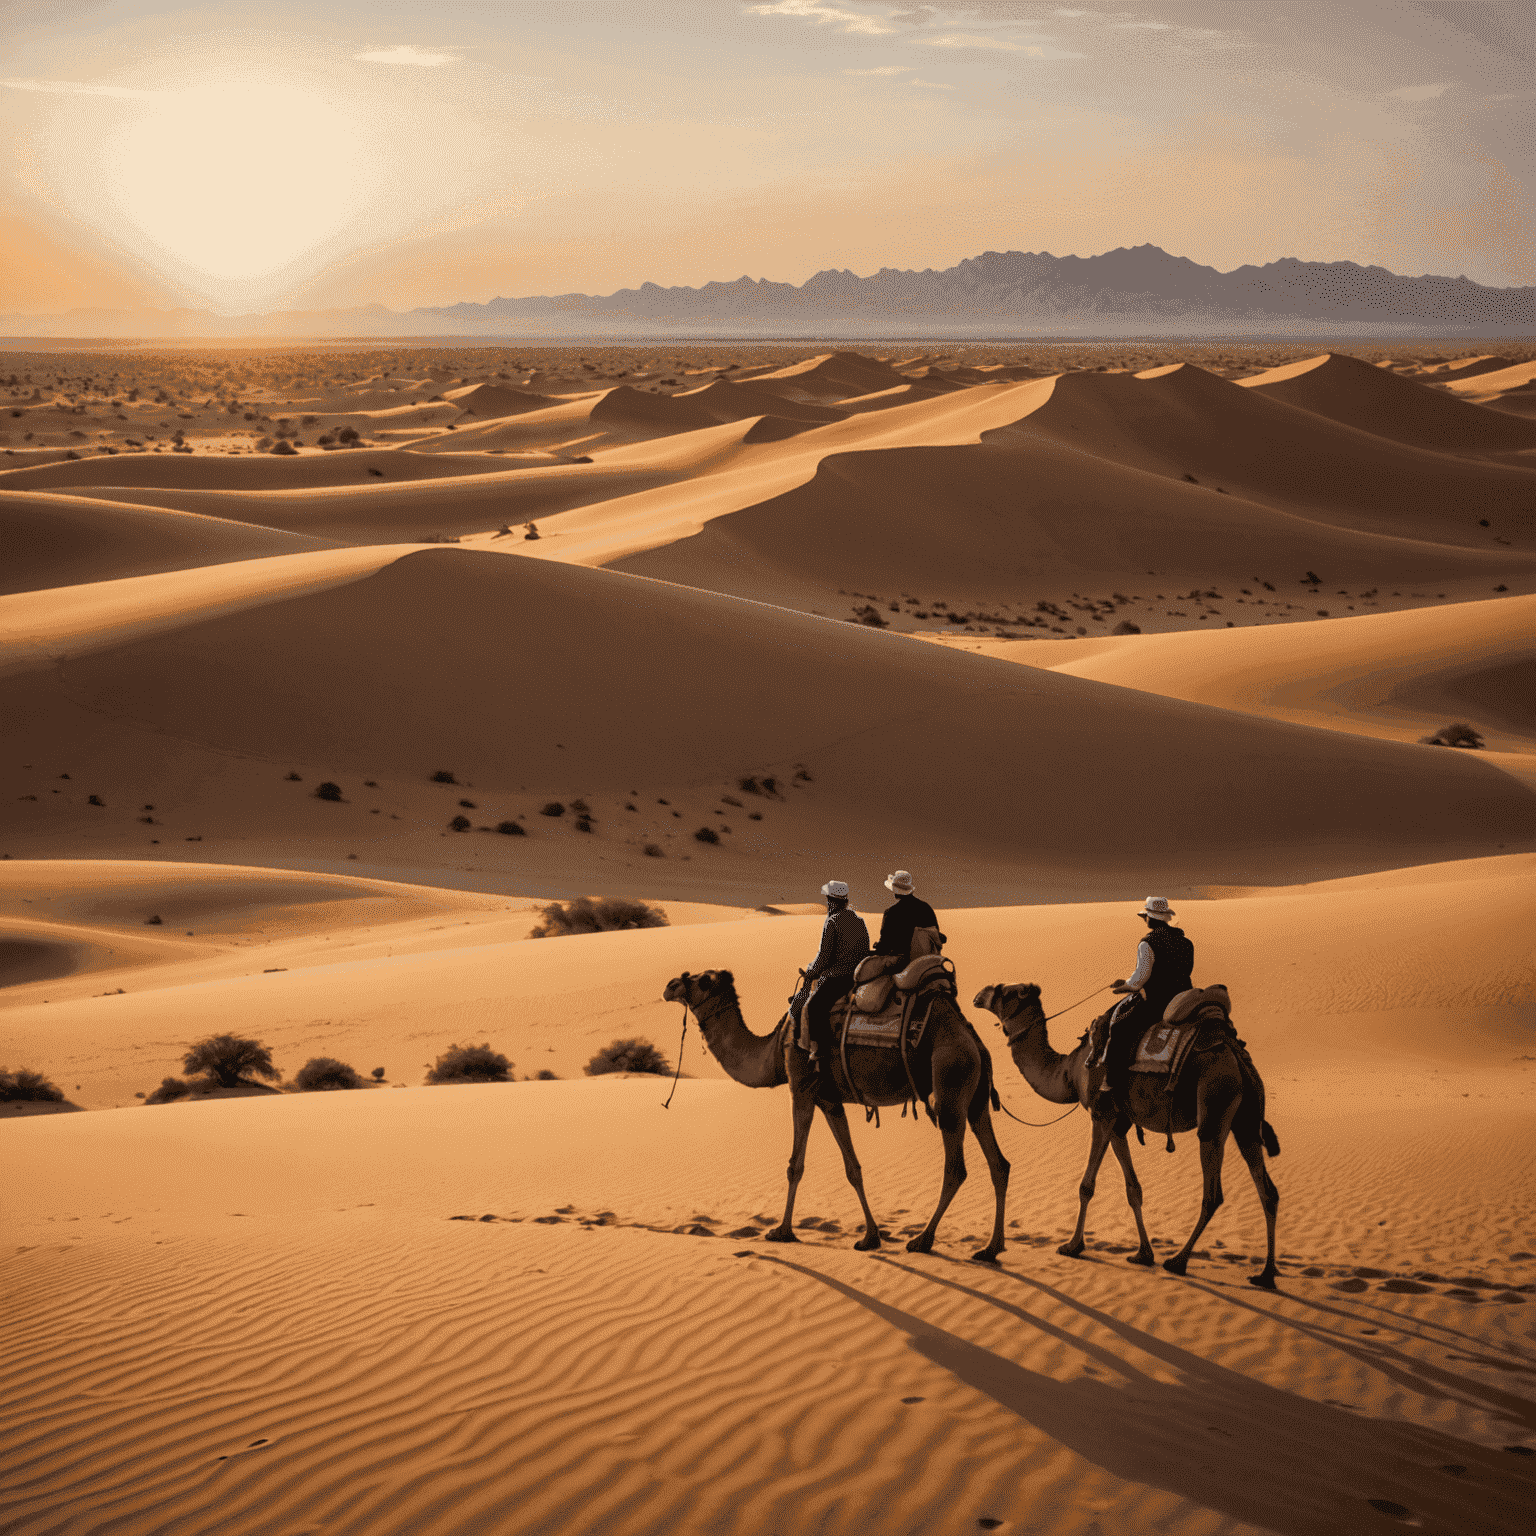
<box><xmin>764</xmin><ymin>1092</ymin><xmax>816</xmax><ymax>1244</ymax></box>
<box><xmin>1107</xmin><ymin>1120</ymin><xmax>1155</xmax><ymax>1266</ymax></box>
<box><xmin>1237</xmin><ymin>1133</ymin><xmax>1281</xmax><ymax>1290</ymax></box>
<box><xmin>817</xmin><ymin>1101</ymin><xmax>883</xmax><ymax>1252</ymax></box>
<box><xmin>1059</xmin><ymin>1113</ymin><xmax>1114</xmax><ymax>1258</ymax></box>
<box><xmin>965</xmin><ymin>1096</ymin><xmax>1010</xmax><ymax>1265</ymax></box>
<box><xmin>907</xmin><ymin>1099</ymin><xmax>968</xmax><ymax>1255</ymax></box>
<box><xmin>1162</xmin><ymin>1117</ymin><xmax>1235</xmax><ymax>1276</ymax></box>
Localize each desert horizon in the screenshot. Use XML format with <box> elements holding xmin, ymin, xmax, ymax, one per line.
<box><xmin>4</xmin><ymin>2</ymin><xmax>1534</xmax><ymax>1534</ymax></box>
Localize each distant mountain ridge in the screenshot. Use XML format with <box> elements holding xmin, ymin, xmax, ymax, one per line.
<box><xmin>3</xmin><ymin>245</ymin><xmax>1531</xmax><ymax>338</ymax></box>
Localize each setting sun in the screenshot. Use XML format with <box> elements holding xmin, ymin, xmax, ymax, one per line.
<box><xmin>107</xmin><ymin>81</ymin><xmax>372</xmax><ymax>284</ymax></box>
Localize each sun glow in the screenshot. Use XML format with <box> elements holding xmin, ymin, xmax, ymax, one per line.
<box><xmin>107</xmin><ymin>82</ymin><xmax>375</xmax><ymax>286</ymax></box>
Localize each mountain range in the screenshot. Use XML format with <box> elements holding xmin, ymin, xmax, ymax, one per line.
<box><xmin>3</xmin><ymin>245</ymin><xmax>1530</xmax><ymax>339</ymax></box>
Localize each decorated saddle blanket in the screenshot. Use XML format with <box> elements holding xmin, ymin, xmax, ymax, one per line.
<box><xmin>1129</xmin><ymin>988</ymin><xmax>1236</xmax><ymax>1078</ymax></box>
<box><xmin>833</xmin><ymin>964</ymin><xmax>955</xmax><ymax>1052</ymax></box>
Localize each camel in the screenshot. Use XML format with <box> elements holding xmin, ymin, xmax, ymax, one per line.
<box><xmin>662</xmin><ymin>970</ymin><xmax>1009</xmax><ymax>1262</ymax></box>
<box><xmin>973</xmin><ymin>983</ymin><xmax>1281</xmax><ymax>1290</ymax></box>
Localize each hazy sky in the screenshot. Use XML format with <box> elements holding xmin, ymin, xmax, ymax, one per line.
<box><xmin>3</xmin><ymin>0</ymin><xmax>1531</xmax><ymax>313</ymax></box>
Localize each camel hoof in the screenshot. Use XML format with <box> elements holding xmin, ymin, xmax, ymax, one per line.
<box><xmin>1056</xmin><ymin>1243</ymin><xmax>1084</xmax><ymax>1259</ymax></box>
<box><xmin>1162</xmin><ymin>1256</ymin><xmax>1189</xmax><ymax>1276</ymax></box>
<box><xmin>762</xmin><ymin>1227</ymin><xmax>799</xmax><ymax>1244</ymax></box>
<box><xmin>1248</xmin><ymin>1271</ymin><xmax>1278</xmax><ymax>1291</ymax></box>
<box><xmin>970</xmin><ymin>1250</ymin><xmax>1000</xmax><ymax>1265</ymax></box>
<box><xmin>854</xmin><ymin>1234</ymin><xmax>881</xmax><ymax>1252</ymax></box>
<box><xmin>1126</xmin><ymin>1250</ymin><xmax>1156</xmax><ymax>1268</ymax></box>
<box><xmin>905</xmin><ymin>1233</ymin><xmax>934</xmax><ymax>1255</ymax></box>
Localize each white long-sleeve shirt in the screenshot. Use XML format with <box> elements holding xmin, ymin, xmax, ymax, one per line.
<box><xmin>1125</xmin><ymin>940</ymin><xmax>1154</xmax><ymax>991</ymax></box>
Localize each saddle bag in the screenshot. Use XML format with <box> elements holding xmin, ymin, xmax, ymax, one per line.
<box><xmin>1163</xmin><ymin>984</ymin><xmax>1232</xmax><ymax>1024</ymax></box>
<box><xmin>851</xmin><ymin>953</ymin><xmax>901</xmax><ymax>1014</ymax></box>
<box><xmin>895</xmin><ymin>953</ymin><xmax>953</xmax><ymax>992</ymax></box>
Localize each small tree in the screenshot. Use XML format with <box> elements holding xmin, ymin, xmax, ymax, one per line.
<box><xmin>426</xmin><ymin>1043</ymin><xmax>513</xmax><ymax>1084</ymax></box>
<box><xmin>314</xmin><ymin>781</ymin><xmax>344</xmax><ymax>801</ymax></box>
<box><xmin>293</xmin><ymin>1057</ymin><xmax>364</xmax><ymax>1092</ymax></box>
<box><xmin>182</xmin><ymin>1033</ymin><xmax>280</xmax><ymax>1089</ymax></box>
<box><xmin>449</xmin><ymin>814</ymin><xmax>472</xmax><ymax>832</ymax></box>
<box><xmin>585</xmin><ymin>1037</ymin><xmax>671</xmax><ymax>1076</ymax></box>
<box><xmin>145</xmin><ymin>1076</ymin><xmax>191</xmax><ymax>1104</ymax></box>
<box><xmin>0</xmin><ymin>1067</ymin><xmax>65</xmax><ymax>1102</ymax></box>
<box><xmin>371</xmin><ymin>1067</ymin><xmax>386</xmax><ymax>1081</ymax></box>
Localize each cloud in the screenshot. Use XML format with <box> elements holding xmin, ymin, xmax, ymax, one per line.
<box><xmin>920</xmin><ymin>34</ymin><xmax>1023</xmax><ymax>50</ymax></box>
<box><xmin>354</xmin><ymin>45</ymin><xmax>461</xmax><ymax>66</ymax></box>
<box><xmin>0</xmin><ymin>77</ymin><xmax>152</xmax><ymax>99</ymax></box>
<box><xmin>843</xmin><ymin>65</ymin><xmax>913</xmax><ymax>75</ymax></box>
<box><xmin>744</xmin><ymin>1</ymin><xmax>895</xmax><ymax>36</ymax></box>
<box><xmin>910</xmin><ymin>78</ymin><xmax>956</xmax><ymax>88</ymax></box>
<box><xmin>1388</xmin><ymin>82</ymin><xmax>1453</xmax><ymax>101</ymax></box>
<box><xmin>1114</xmin><ymin>21</ymin><xmax>1171</xmax><ymax>29</ymax></box>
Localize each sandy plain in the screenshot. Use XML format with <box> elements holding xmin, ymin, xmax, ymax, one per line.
<box><xmin>3</xmin><ymin>339</ymin><xmax>1534</xmax><ymax>1536</ymax></box>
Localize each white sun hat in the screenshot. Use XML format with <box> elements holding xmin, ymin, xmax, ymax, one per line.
<box><xmin>821</xmin><ymin>880</ymin><xmax>850</xmax><ymax>899</ymax></box>
<box><xmin>884</xmin><ymin>870</ymin><xmax>915</xmax><ymax>895</ymax></box>
<box><xmin>1138</xmin><ymin>896</ymin><xmax>1175</xmax><ymax>920</ymax></box>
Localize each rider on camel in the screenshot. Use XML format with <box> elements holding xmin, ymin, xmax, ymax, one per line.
<box><xmin>794</xmin><ymin>880</ymin><xmax>870</xmax><ymax>1094</ymax></box>
<box><xmin>1103</xmin><ymin>896</ymin><xmax>1194</xmax><ymax>1110</ymax></box>
<box><xmin>874</xmin><ymin>870</ymin><xmax>945</xmax><ymax>962</ymax></box>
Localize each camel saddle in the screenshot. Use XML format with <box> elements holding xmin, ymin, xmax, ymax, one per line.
<box><xmin>1129</xmin><ymin>985</ymin><xmax>1234</xmax><ymax>1079</ymax></box>
<box><xmin>838</xmin><ymin>953</ymin><xmax>956</xmax><ymax>1052</ymax></box>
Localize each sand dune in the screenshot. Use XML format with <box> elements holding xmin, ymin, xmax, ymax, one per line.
<box><xmin>1438</xmin><ymin>360</ymin><xmax>1536</xmax><ymax>397</ymax></box>
<box><xmin>443</xmin><ymin>381</ymin><xmax>558</xmax><ymax>416</ymax></box>
<box><xmin>747</xmin><ymin>349</ymin><xmax>910</xmax><ymax>399</ymax></box>
<box><xmin>951</xmin><ymin>594</ymin><xmax>1536</xmax><ymax>760</ymax></box>
<box><xmin>2</xmin><ymin>489</ymin><xmax>335</xmax><ymax>596</ymax></box>
<box><xmin>4</xmin><ymin>854</ymin><xmax>1533</xmax><ymax>1536</ymax></box>
<box><xmin>1240</xmin><ymin>352</ymin><xmax>1536</xmax><ymax>454</ymax></box>
<box><xmin>3</xmin><ymin>547</ymin><xmax>1531</xmax><ymax>903</ymax></box>
<box><xmin>0</xmin><ymin>445</ymin><xmax>536</xmax><ymax>493</ymax></box>
<box><xmin>673</xmin><ymin>375</ymin><xmax>848</xmax><ymax>426</ymax></box>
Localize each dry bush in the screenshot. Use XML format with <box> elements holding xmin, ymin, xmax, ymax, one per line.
<box><xmin>314</xmin><ymin>781</ymin><xmax>344</xmax><ymax>801</ymax></box>
<box><xmin>585</xmin><ymin>1037</ymin><xmax>671</xmax><ymax>1076</ymax></box>
<box><xmin>694</xmin><ymin>827</ymin><xmax>719</xmax><ymax>845</ymax></box>
<box><xmin>0</xmin><ymin>1067</ymin><xmax>65</xmax><ymax>1102</ymax></box>
<box><xmin>530</xmin><ymin>896</ymin><xmax>668</xmax><ymax>937</ymax></box>
<box><xmin>496</xmin><ymin>820</ymin><xmax>526</xmax><ymax>836</ymax></box>
<box><xmin>182</xmin><ymin>1033</ymin><xmax>279</xmax><ymax>1089</ymax></box>
<box><xmin>1420</xmin><ymin>723</ymin><xmax>1485</xmax><ymax>749</ymax></box>
<box><xmin>449</xmin><ymin>814</ymin><xmax>472</xmax><ymax>831</ymax></box>
<box><xmin>145</xmin><ymin>1076</ymin><xmax>191</xmax><ymax>1104</ymax></box>
<box><xmin>426</xmin><ymin>1043</ymin><xmax>513</xmax><ymax>1084</ymax></box>
<box><xmin>293</xmin><ymin>1057</ymin><xmax>365</xmax><ymax>1092</ymax></box>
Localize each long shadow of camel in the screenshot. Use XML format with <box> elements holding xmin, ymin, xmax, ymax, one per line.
<box><xmin>754</xmin><ymin>1253</ymin><xmax>1534</xmax><ymax>1536</ymax></box>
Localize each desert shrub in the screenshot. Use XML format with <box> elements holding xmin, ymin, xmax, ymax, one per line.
<box><xmin>449</xmin><ymin>814</ymin><xmax>471</xmax><ymax>832</ymax></box>
<box><xmin>337</xmin><ymin>426</ymin><xmax>359</xmax><ymax>442</ymax></box>
<box><xmin>534</xmin><ymin>1069</ymin><xmax>559</xmax><ymax>1080</ymax></box>
<box><xmin>371</xmin><ymin>1067</ymin><xmax>386</xmax><ymax>1081</ymax></box>
<box><xmin>286</xmin><ymin>771</ymin><xmax>302</xmax><ymax>781</ymax></box>
<box><xmin>643</xmin><ymin>843</ymin><xmax>664</xmax><ymax>858</ymax></box>
<box><xmin>540</xmin><ymin>802</ymin><xmax>564</xmax><ymax>817</ymax></box>
<box><xmin>851</xmin><ymin>604</ymin><xmax>887</xmax><ymax>627</ymax></box>
<box><xmin>271</xmin><ymin>440</ymin><xmax>298</xmax><ymax>456</ymax></box>
<box><xmin>145</xmin><ymin>1076</ymin><xmax>191</xmax><ymax>1104</ymax></box>
<box><xmin>575</xmin><ymin>816</ymin><xmax>593</xmax><ymax>833</ymax></box>
<box><xmin>314</xmin><ymin>781</ymin><xmax>344</xmax><ymax>801</ymax></box>
<box><xmin>0</xmin><ymin>1067</ymin><xmax>65</xmax><ymax>1102</ymax></box>
<box><xmin>1111</xmin><ymin>620</ymin><xmax>1141</xmax><ymax>635</ymax></box>
<box><xmin>1420</xmin><ymin>723</ymin><xmax>1485</xmax><ymax>749</ymax></box>
<box><xmin>496</xmin><ymin>820</ymin><xmax>526</xmax><ymax>836</ymax></box>
<box><xmin>426</xmin><ymin>1042</ymin><xmax>513</xmax><ymax>1084</ymax></box>
<box><xmin>585</xmin><ymin>1037</ymin><xmax>671</xmax><ymax>1076</ymax></box>
<box><xmin>694</xmin><ymin>826</ymin><xmax>719</xmax><ymax>844</ymax></box>
<box><xmin>431</xmin><ymin>769</ymin><xmax>457</xmax><ymax>784</ymax></box>
<box><xmin>292</xmin><ymin>1056</ymin><xmax>364</xmax><ymax>1092</ymax></box>
<box><xmin>530</xmin><ymin>896</ymin><xmax>669</xmax><ymax>938</ymax></box>
<box><xmin>457</xmin><ymin>798</ymin><xmax>476</xmax><ymax>809</ymax></box>
<box><xmin>182</xmin><ymin>1033</ymin><xmax>280</xmax><ymax>1089</ymax></box>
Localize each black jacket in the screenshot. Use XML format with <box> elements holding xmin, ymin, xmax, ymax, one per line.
<box><xmin>1140</xmin><ymin>922</ymin><xmax>1194</xmax><ymax>1015</ymax></box>
<box><xmin>805</xmin><ymin>904</ymin><xmax>870</xmax><ymax>979</ymax></box>
<box><xmin>875</xmin><ymin>893</ymin><xmax>943</xmax><ymax>959</ymax></box>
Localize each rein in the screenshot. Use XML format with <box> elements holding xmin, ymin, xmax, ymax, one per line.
<box><xmin>661</xmin><ymin>982</ymin><xmax>692</xmax><ymax>1109</ymax></box>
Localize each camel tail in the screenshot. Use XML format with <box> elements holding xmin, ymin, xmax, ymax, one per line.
<box><xmin>1262</xmin><ymin>1120</ymin><xmax>1281</xmax><ymax>1158</ymax></box>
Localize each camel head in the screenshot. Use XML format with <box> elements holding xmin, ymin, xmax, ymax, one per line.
<box><xmin>974</xmin><ymin>982</ymin><xmax>1044</xmax><ymax>1040</ymax></box>
<box><xmin>663</xmin><ymin>969</ymin><xmax>738</xmax><ymax>1014</ymax></box>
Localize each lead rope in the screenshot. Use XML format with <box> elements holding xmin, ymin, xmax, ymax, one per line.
<box><xmin>661</xmin><ymin>1003</ymin><xmax>688</xmax><ymax>1109</ymax></box>
<box><xmin>989</xmin><ymin>982</ymin><xmax>1114</xmax><ymax>1129</ymax></box>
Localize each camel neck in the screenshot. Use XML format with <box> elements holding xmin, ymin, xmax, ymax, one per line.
<box><xmin>692</xmin><ymin>990</ymin><xmax>787</xmax><ymax>1090</ymax></box>
<box><xmin>1002</xmin><ymin>1003</ymin><xmax>1079</xmax><ymax>1105</ymax></box>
